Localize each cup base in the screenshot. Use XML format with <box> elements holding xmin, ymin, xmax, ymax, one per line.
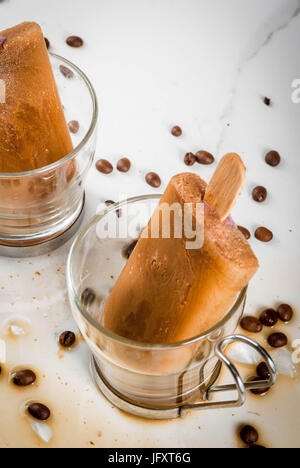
<box><xmin>0</xmin><ymin>194</ymin><xmax>85</xmax><ymax>258</ymax></box>
<box><xmin>90</xmin><ymin>356</ymin><xmax>222</xmax><ymax>420</ymax></box>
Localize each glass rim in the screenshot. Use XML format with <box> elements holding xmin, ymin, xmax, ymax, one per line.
<box><xmin>66</xmin><ymin>194</ymin><xmax>247</xmax><ymax>350</ymax></box>
<box><xmin>0</xmin><ymin>53</ymin><xmax>99</xmax><ymax>179</ymax></box>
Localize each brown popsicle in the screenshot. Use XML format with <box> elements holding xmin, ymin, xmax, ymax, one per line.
<box><xmin>0</xmin><ymin>22</ymin><xmax>76</xmax><ymax>240</ymax></box>
<box><xmin>104</xmin><ymin>154</ymin><xmax>259</xmax><ymax>344</ymax></box>
<box><xmin>0</xmin><ymin>22</ymin><xmax>73</xmax><ymax>172</ymax></box>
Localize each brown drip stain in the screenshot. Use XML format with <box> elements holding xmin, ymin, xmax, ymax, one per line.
<box><xmin>0</xmin><ymin>362</ymin><xmax>8</xmax><ymax>379</ymax></box>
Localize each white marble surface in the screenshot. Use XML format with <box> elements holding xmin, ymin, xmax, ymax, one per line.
<box><xmin>0</xmin><ymin>0</ymin><xmax>300</xmax><ymax>448</ymax></box>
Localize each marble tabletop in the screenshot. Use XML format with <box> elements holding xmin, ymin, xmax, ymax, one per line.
<box><xmin>0</xmin><ymin>0</ymin><xmax>299</xmax><ymax>448</ymax></box>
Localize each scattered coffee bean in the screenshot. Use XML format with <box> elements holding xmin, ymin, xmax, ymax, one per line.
<box><xmin>240</xmin><ymin>425</ymin><xmax>259</xmax><ymax>445</ymax></box>
<box><xmin>252</xmin><ymin>186</ymin><xmax>267</xmax><ymax>203</ymax></box>
<box><xmin>171</xmin><ymin>126</ymin><xmax>182</xmax><ymax>137</ymax></box>
<box><xmin>13</xmin><ymin>369</ymin><xmax>36</xmax><ymax>387</ymax></box>
<box><xmin>240</xmin><ymin>316</ymin><xmax>263</xmax><ymax>333</ymax></box>
<box><xmin>238</xmin><ymin>226</ymin><xmax>251</xmax><ymax>240</ymax></box>
<box><xmin>44</xmin><ymin>37</ymin><xmax>50</xmax><ymax>49</ymax></box>
<box><xmin>255</xmin><ymin>227</ymin><xmax>273</xmax><ymax>243</ymax></box>
<box><xmin>264</xmin><ymin>97</ymin><xmax>271</xmax><ymax>106</ymax></box>
<box><xmin>68</xmin><ymin>120</ymin><xmax>80</xmax><ymax>134</ymax></box>
<box><xmin>195</xmin><ymin>150</ymin><xmax>215</xmax><ymax>165</ymax></box>
<box><xmin>256</xmin><ymin>362</ymin><xmax>271</xmax><ymax>380</ymax></box>
<box><xmin>0</xmin><ymin>36</ymin><xmax>7</xmax><ymax>47</ymax></box>
<box><xmin>268</xmin><ymin>332</ymin><xmax>288</xmax><ymax>348</ymax></box>
<box><xmin>123</xmin><ymin>240</ymin><xmax>138</xmax><ymax>259</ymax></box>
<box><xmin>250</xmin><ymin>377</ymin><xmax>271</xmax><ymax>395</ymax></box>
<box><xmin>105</xmin><ymin>200</ymin><xmax>121</xmax><ymax>218</ymax></box>
<box><xmin>28</xmin><ymin>403</ymin><xmax>51</xmax><ymax>421</ymax></box>
<box><xmin>184</xmin><ymin>152</ymin><xmax>196</xmax><ymax>166</ymax></box>
<box><xmin>81</xmin><ymin>288</ymin><xmax>96</xmax><ymax>306</ymax></box>
<box><xmin>105</xmin><ymin>200</ymin><xmax>115</xmax><ymax>206</ymax></box>
<box><xmin>265</xmin><ymin>151</ymin><xmax>280</xmax><ymax>167</ymax></box>
<box><xmin>59</xmin><ymin>331</ymin><xmax>76</xmax><ymax>348</ymax></box>
<box><xmin>145</xmin><ymin>172</ymin><xmax>161</xmax><ymax>188</ymax></box>
<box><xmin>96</xmin><ymin>159</ymin><xmax>113</xmax><ymax>174</ymax></box>
<box><xmin>59</xmin><ymin>65</ymin><xmax>74</xmax><ymax>79</ymax></box>
<box><xmin>259</xmin><ymin>309</ymin><xmax>278</xmax><ymax>327</ymax></box>
<box><xmin>66</xmin><ymin>36</ymin><xmax>84</xmax><ymax>48</ymax></box>
<box><xmin>277</xmin><ymin>304</ymin><xmax>293</xmax><ymax>322</ymax></box>
<box><xmin>117</xmin><ymin>158</ymin><xmax>131</xmax><ymax>173</ymax></box>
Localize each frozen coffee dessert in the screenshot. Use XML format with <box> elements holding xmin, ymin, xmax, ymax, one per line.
<box><xmin>104</xmin><ymin>154</ymin><xmax>259</xmax><ymax>344</ymax></box>
<box><xmin>0</xmin><ymin>22</ymin><xmax>76</xmax><ymax>240</ymax></box>
<box><xmin>0</xmin><ymin>22</ymin><xmax>73</xmax><ymax>172</ymax></box>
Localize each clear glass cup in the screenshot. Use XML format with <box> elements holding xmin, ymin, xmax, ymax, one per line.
<box><xmin>0</xmin><ymin>53</ymin><xmax>98</xmax><ymax>250</ymax></box>
<box><xmin>67</xmin><ymin>195</ymin><xmax>247</xmax><ymax>410</ymax></box>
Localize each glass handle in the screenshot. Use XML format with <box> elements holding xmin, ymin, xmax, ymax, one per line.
<box><xmin>180</xmin><ymin>334</ymin><xmax>277</xmax><ymax>418</ymax></box>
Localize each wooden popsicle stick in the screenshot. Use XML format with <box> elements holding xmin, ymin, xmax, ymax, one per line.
<box><xmin>204</xmin><ymin>153</ymin><xmax>246</xmax><ymax>221</ymax></box>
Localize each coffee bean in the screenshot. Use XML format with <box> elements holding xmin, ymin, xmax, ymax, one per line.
<box><xmin>250</xmin><ymin>377</ymin><xmax>271</xmax><ymax>395</ymax></box>
<box><xmin>81</xmin><ymin>288</ymin><xmax>96</xmax><ymax>306</ymax></box>
<box><xmin>96</xmin><ymin>159</ymin><xmax>113</xmax><ymax>174</ymax></box>
<box><xmin>184</xmin><ymin>152</ymin><xmax>196</xmax><ymax>166</ymax></box>
<box><xmin>195</xmin><ymin>150</ymin><xmax>215</xmax><ymax>165</ymax></box>
<box><xmin>59</xmin><ymin>65</ymin><xmax>74</xmax><ymax>79</ymax></box>
<box><xmin>256</xmin><ymin>362</ymin><xmax>271</xmax><ymax>380</ymax></box>
<box><xmin>117</xmin><ymin>158</ymin><xmax>131</xmax><ymax>173</ymax></box>
<box><xmin>259</xmin><ymin>309</ymin><xmax>278</xmax><ymax>327</ymax></box>
<box><xmin>44</xmin><ymin>37</ymin><xmax>50</xmax><ymax>50</ymax></box>
<box><xmin>252</xmin><ymin>186</ymin><xmax>267</xmax><ymax>203</ymax></box>
<box><xmin>265</xmin><ymin>151</ymin><xmax>280</xmax><ymax>167</ymax></box>
<box><xmin>268</xmin><ymin>332</ymin><xmax>288</xmax><ymax>348</ymax></box>
<box><xmin>255</xmin><ymin>227</ymin><xmax>273</xmax><ymax>243</ymax></box>
<box><xmin>105</xmin><ymin>200</ymin><xmax>121</xmax><ymax>218</ymax></box>
<box><xmin>28</xmin><ymin>403</ymin><xmax>51</xmax><ymax>421</ymax></box>
<box><xmin>123</xmin><ymin>240</ymin><xmax>138</xmax><ymax>259</ymax></box>
<box><xmin>66</xmin><ymin>36</ymin><xmax>84</xmax><ymax>48</ymax></box>
<box><xmin>145</xmin><ymin>172</ymin><xmax>161</xmax><ymax>188</ymax></box>
<box><xmin>105</xmin><ymin>200</ymin><xmax>115</xmax><ymax>206</ymax></box>
<box><xmin>68</xmin><ymin>120</ymin><xmax>80</xmax><ymax>134</ymax></box>
<box><xmin>264</xmin><ymin>97</ymin><xmax>271</xmax><ymax>106</ymax></box>
<box><xmin>240</xmin><ymin>316</ymin><xmax>263</xmax><ymax>333</ymax></box>
<box><xmin>59</xmin><ymin>331</ymin><xmax>76</xmax><ymax>348</ymax></box>
<box><xmin>171</xmin><ymin>126</ymin><xmax>182</xmax><ymax>137</ymax></box>
<box><xmin>238</xmin><ymin>226</ymin><xmax>251</xmax><ymax>240</ymax></box>
<box><xmin>277</xmin><ymin>304</ymin><xmax>293</xmax><ymax>322</ymax></box>
<box><xmin>0</xmin><ymin>36</ymin><xmax>7</xmax><ymax>47</ymax></box>
<box><xmin>240</xmin><ymin>425</ymin><xmax>259</xmax><ymax>445</ymax></box>
<box><xmin>13</xmin><ymin>369</ymin><xmax>36</xmax><ymax>387</ymax></box>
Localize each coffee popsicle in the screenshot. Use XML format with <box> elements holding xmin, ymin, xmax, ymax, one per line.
<box><xmin>0</xmin><ymin>22</ymin><xmax>76</xmax><ymax>239</ymax></box>
<box><xmin>104</xmin><ymin>154</ymin><xmax>259</xmax><ymax>344</ymax></box>
<box><xmin>0</xmin><ymin>22</ymin><xmax>73</xmax><ymax>172</ymax></box>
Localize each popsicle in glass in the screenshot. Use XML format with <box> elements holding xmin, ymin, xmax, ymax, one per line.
<box><xmin>104</xmin><ymin>154</ymin><xmax>259</xmax><ymax>344</ymax></box>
